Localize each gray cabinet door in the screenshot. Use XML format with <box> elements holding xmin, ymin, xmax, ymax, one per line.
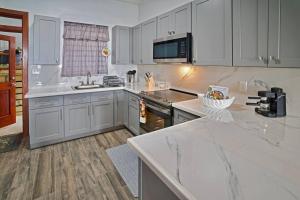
<box><xmin>33</xmin><ymin>15</ymin><xmax>60</xmax><ymax>65</ymax></box>
<box><xmin>91</xmin><ymin>101</ymin><xmax>114</xmax><ymax>131</ymax></box>
<box><xmin>132</xmin><ymin>24</ymin><xmax>142</xmax><ymax>64</ymax></box>
<box><xmin>112</xmin><ymin>26</ymin><xmax>131</xmax><ymax>65</ymax></box>
<box><xmin>64</xmin><ymin>103</ymin><xmax>91</xmax><ymax>137</ymax></box>
<box><xmin>29</xmin><ymin>107</ymin><xmax>64</xmax><ymax>145</ymax></box>
<box><xmin>123</xmin><ymin>91</ymin><xmax>129</xmax><ymax>128</ymax></box>
<box><xmin>141</xmin><ymin>18</ymin><xmax>157</xmax><ymax>64</ymax></box>
<box><xmin>173</xmin><ymin>3</ymin><xmax>192</xmax><ymax>35</ymax></box>
<box><xmin>114</xmin><ymin>90</ymin><xmax>124</xmax><ymax>127</ymax></box>
<box><xmin>268</xmin><ymin>0</ymin><xmax>300</xmax><ymax>68</ymax></box>
<box><xmin>157</xmin><ymin>3</ymin><xmax>191</xmax><ymax>38</ymax></box>
<box><xmin>192</xmin><ymin>0</ymin><xmax>232</xmax><ymax>66</ymax></box>
<box><xmin>128</xmin><ymin>104</ymin><xmax>140</xmax><ymax>135</ymax></box>
<box><xmin>157</xmin><ymin>11</ymin><xmax>173</xmax><ymax>38</ymax></box>
<box><xmin>173</xmin><ymin>108</ymin><xmax>199</xmax><ymax>125</ymax></box>
<box><xmin>233</xmin><ymin>0</ymin><xmax>269</xmax><ymax>67</ymax></box>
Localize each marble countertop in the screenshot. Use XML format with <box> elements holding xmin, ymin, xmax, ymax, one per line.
<box><xmin>128</xmin><ymin>99</ymin><xmax>300</xmax><ymax>200</ymax></box>
<box><xmin>25</xmin><ymin>83</ymin><xmax>161</xmax><ymax>98</ymax></box>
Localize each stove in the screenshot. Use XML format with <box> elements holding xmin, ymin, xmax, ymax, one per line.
<box><xmin>139</xmin><ymin>89</ymin><xmax>197</xmax><ymax>107</ymax></box>
<box><xmin>138</xmin><ymin>89</ymin><xmax>197</xmax><ymax>133</ymax></box>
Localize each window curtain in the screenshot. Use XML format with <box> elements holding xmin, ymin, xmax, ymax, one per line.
<box><xmin>62</xmin><ymin>22</ymin><xmax>109</xmax><ymax>77</ymax></box>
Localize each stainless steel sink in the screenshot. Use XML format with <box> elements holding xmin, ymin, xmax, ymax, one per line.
<box><xmin>72</xmin><ymin>84</ymin><xmax>105</xmax><ymax>90</ymax></box>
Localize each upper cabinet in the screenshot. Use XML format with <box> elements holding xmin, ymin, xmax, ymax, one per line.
<box><xmin>111</xmin><ymin>26</ymin><xmax>132</xmax><ymax>65</ymax></box>
<box><xmin>233</xmin><ymin>0</ymin><xmax>300</xmax><ymax>67</ymax></box>
<box><xmin>141</xmin><ymin>17</ymin><xmax>157</xmax><ymax>65</ymax></box>
<box><xmin>33</xmin><ymin>15</ymin><xmax>60</xmax><ymax>65</ymax></box>
<box><xmin>157</xmin><ymin>3</ymin><xmax>192</xmax><ymax>38</ymax></box>
<box><xmin>233</xmin><ymin>0</ymin><xmax>269</xmax><ymax>67</ymax></box>
<box><xmin>192</xmin><ymin>0</ymin><xmax>232</xmax><ymax>66</ymax></box>
<box><xmin>132</xmin><ymin>24</ymin><xmax>142</xmax><ymax>65</ymax></box>
<box><xmin>268</xmin><ymin>0</ymin><xmax>300</xmax><ymax>68</ymax></box>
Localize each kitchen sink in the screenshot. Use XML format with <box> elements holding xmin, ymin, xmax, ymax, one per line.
<box><xmin>72</xmin><ymin>84</ymin><xmax>105</xmax><ymax>90</ymax></box>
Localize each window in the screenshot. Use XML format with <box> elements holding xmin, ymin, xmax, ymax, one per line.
<box><xmin>62</xmin><ymin>22</ymin><xmax>109</xmax><ymax>77</ymax></box>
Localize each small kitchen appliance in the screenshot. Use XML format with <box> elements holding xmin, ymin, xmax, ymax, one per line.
<box><xmin>153</xmin><ymin>33</ymin><xmax>192</xmax><ymax>63</ymax></box>
<box><xmin>247</xmin><ymin>87</ymin><xmax>286</xmax><ymax>117</ymax></box>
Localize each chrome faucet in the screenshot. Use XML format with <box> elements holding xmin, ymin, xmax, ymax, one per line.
<box><xmin>87</xmin><ymin>71</ymin><xmax>91</xmax><ymax>85</ymax></box>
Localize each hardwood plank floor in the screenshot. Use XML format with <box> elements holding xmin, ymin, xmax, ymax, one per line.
<box><xmin>0</xmin><ymin>129</ymin><xmax>137</xmax><ymax>200</ymax></box>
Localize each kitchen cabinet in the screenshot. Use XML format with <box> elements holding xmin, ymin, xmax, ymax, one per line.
<box><xmin>173</xmin><ymin>108</ymin><xmax>199</xmax><ymax>125</ymax></box>
<box><xmin>64</xmin><ymin>103</ymin><xmax>91</xmax><ymax>137</ymax></box>
<box><xmin>132</xmin><ymin>24</ymin><xmax>142</xmax><ymax>64</ymax></box>
<box><xmin>128</xmin><ymin>93</ymin><xmax>140</xmax><ymax>135</ymax></box>
<box><xmin>157</xmin><ymin>3</ymin><xmax>192</xmax><ymax>38</ymax></box>
<box><xmin>123</xmin><ymin>91</ymin><xmax>129</xmax><ymax>128</ymax></box>
<box><xmin>33</xmin><ymin>15</ymin><xmax>60</xmax><ymax>65</ymax></box>
<box><xmin>192</xmin><ymin>0</ymin><xmax>232</xmax><ymax>66</ymax></box>
<box><xmin>141</xmin><ymin>17</ymin><xmax>157</xmax><ymax>65</ymax></box>
<box><xmin>268</xmin><ymin>0</ymin><xmax>300</xmax><ymax>68</ymax></box>
<box><xmin>91</xmin><ymin>101</ymin><xmax>114</xmax><ymax>131</ymax></box>
<box><xmin>233</xmin><ymin>0</ymin><xmax>269</xmax><ymax>67</ymax></box>
<box><xmin>111</xmin><ymin>26</ymin><xmax>132</xmax><ymax>65</ymax></box>
<box><xmin>114</xmin><ymin>90</ymin><xmax>125</xmax><ymax>127</ymax></box>
<box><xmin>233</xmin><ymin>0</ymin><xmax>300</xmax><ymax>68</ymax></box>
<box><xmin>29</xmin><ymin>106</ymin><xmax>64</xmax><ymax>147</ymax></box>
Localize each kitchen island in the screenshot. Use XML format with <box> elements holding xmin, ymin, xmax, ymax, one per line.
<box><xmin>127</xmin><ymin>99</ymin><xmax>300</xmax><ymax>200</ymax></box>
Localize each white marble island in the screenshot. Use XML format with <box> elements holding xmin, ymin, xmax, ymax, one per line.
<box><xmin>128</xmin><ymin>99</ymin><xmax>300</xmax><ymax>200</ymax></box>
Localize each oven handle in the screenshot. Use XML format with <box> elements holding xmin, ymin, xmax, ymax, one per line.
<box><xmin>145</xmin><ymin>103</ymin><xmax>171</xmax><ymax>116</ymax></box>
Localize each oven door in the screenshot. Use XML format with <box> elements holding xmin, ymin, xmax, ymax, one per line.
<box><xmin>140</xmin><ymin>101</ymin><xmax>172</xmax><ymax>133</ymax></box>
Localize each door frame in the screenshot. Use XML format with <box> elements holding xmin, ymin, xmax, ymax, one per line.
<box><xmin>0</xmin><ymin>8</ymin><xmax>29</xmax><ymax>137</ymax></box>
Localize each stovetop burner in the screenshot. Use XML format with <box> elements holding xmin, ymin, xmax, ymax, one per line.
<box><xmin>139</xmin><ymin>89</ymin><xmax>197</xmax><ymax>106</ymax></box>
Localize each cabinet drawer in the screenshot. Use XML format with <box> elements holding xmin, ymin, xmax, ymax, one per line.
<box><xmin>173</xmin><ymin>108</ymin><xmax>198</xmax><ymax>125</ymax></box>
<box><xmin>129</xmin><ymin>93</ymin><xmax>140</xmax><ymax>108</ymax></box>
<box><xmin>91</xmin><ymin>91</ymin><xmax>114</xmax><ymax>102</ymax></box>
<box><xmin>29</xmin><ymin>96</ymin><xmax>63</xmax><ymax>110</ymax></box>
<box><xmin>64</xmin><ymin>93</ymin><xmax>91</xmax><ymax>105</ymax></box>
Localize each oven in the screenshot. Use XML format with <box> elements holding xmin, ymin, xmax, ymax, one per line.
<box><xmin>139</xmin><ymin>99</ymin><xmax>172</xmax><ymax>133</ymax></box>
<box><xmin>153</xmin><ymin>33</ymin><xmax>192</xmax><ymax>63</ymax></box>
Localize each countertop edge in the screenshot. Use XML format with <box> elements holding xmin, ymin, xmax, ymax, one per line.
<box><xmin>24</xmin><ymin>86</ymin><xmax>142</xmax><ymax>99</ymax></box>
<box><xmin>127</xmin><ymin>137</ymin><xmax>197</xmax><ymax>200</ymax></box>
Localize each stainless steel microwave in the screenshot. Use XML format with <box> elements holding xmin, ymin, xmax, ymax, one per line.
<box><xmin>153</xmin><ymin>33</ymin><xmax>192</xmax><ymax>63</ymax></box>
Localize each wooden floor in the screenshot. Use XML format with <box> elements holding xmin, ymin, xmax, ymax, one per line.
<box><xmin>0</xmin><ymin>129</ymin><xmax>137</xmax><ymax>200</ymax></box>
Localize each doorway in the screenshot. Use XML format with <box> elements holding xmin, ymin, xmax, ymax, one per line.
<box><xmin>0</xmin><ymin>8</ymin><xmax>28</xmax><ymax>152</ymax></box>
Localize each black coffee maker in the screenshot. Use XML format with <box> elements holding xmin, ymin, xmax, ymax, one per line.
<box><xmin>247</xmin><ymin>87</ymin><xmax>286</xmax><ymax>117</ymax></box>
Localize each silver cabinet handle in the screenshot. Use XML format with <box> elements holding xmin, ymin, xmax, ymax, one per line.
<box><xmin>258</xmin><ymin>56</ymin><xmax>267</xmax><ymax>64</ymax></box>
<box><xmin>172</xmin><ymin>31</ymin><xmax>175</xmax><ymax>35</ymax></box>
<box><xmin>193</xmin><ymin>58</ymin><xmax>196</xmax><ymax>64</ymax></box>
<box><xmin>269</xmin><ymin>56</ymin><xmax>280</xmax><ymax>64</ymax></box>
<box><xmin>56</xmin><ymin>58</ymin><xmax>59</xmax><ymax>64</ymax></box>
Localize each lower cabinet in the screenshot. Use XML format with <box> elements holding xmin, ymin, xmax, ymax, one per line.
<box><xmin>64</xmin><ymin>103</ymin><xmax>91</xmax><ymax>137</ymax></box>
<box><xmin>91</xmin><ymin>101</ymin><xmax>114</xmax><ymax>131</ymax></box>
<box><xmin>29</xmin><ymin>106</ymin><xmax>64</xmax><ymax>146</ymax></box>
<box><xmin>173</xmin><ymin>108</ymin><xmax>199</xmax><ymax>125</ymax></box>
<box><xmin>128</xmin><ymin>93</ymin><xmax>140</xmax><ymax>135</ymax></box>
<box><xmin>114</xmin><ymin>90</ymin><xmax>125</xmax><ymax>127</ymax></box>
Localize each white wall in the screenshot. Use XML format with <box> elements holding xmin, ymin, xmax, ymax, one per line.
<box><xmin>138</xmin><ymin>0</ymin><xmax>192</xmax><ymax>22</ymax></box>
<box><xmin>0</xmin><ymin>0</ymin><xmax>139</xmax><ymax>87</ymax></box>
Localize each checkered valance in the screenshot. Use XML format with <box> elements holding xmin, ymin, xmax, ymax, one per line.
<box><xmin>63</xmin><ymin>21</ymin><xmax>109</xmax><ymax>41</ymax></box>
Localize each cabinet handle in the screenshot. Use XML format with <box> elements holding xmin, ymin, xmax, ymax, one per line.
<box><xmin>193</xmin><ymin>58</ymin><xmax>196</xmax><ymax>64</ymax></box>
<box><xmin>258</xmin><ymin>56</ymin><xmax>267</xmax><ymax>64</ymax></box>
<box><xmin>172</xmin><ymin>31</ymin><xmax>175</xmax><ymax>35</ymax></box>
<box><xmin>269</xmin><ymin>56</ymin><xmax>280</xmax><ymax>64</ymax></box>
<box><xmin>56</xmin><ymin>58</ymin><xmax>59</xmax><ymax>64</ymax></box>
